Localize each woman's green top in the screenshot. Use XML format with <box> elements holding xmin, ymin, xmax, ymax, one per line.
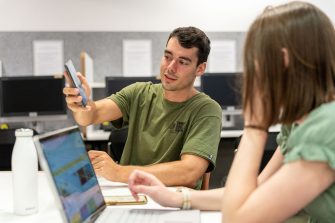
<box><xmin>277</xmin><ymin>102</ymin><xmax>335</xmax><ymax>223</ymax></box>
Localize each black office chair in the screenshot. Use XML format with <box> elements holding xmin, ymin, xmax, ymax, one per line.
<box><xmin>0</xmin><ymin>128</ymin><xmax>39</xmax><ymax>170</ymax></box>
<box><xmin>234</xmin><ymin>131</ymin><xmax>279</xmax><ymax>173</ymax></box>
<box><xmin>107</xmin><ymin>126</ymin><xmax>128</xmax><ymax>163</ymax></box>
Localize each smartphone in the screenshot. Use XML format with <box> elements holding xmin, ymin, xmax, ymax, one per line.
<box><xmin>104</xmin><ymin>195</ymin><xmax>147</xmax><ymax>206</ymax></box>
<box><xmin>64</xmin><ymin>59</ymin><xmax>88</xmax><ymax>107</ymax></box>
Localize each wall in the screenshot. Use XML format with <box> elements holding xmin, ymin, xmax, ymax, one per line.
<box><xmin>0</xmin><ymin>0</ymin><xmax>334</xmax><ymax>133</ymax></box>
<box><xmin>0</xmin><ymin>31</ymin><xmax>245</xmax><ymax>133</ymax></box>
<box><xmin>0</xmin><ymin>0</ymin><xmax>333</xmax><ymax>32</ymax></box>
<box><xmin>0</xmin><ymin>32</ymin><xmax>245</xmax><ymax>81</ymax></box>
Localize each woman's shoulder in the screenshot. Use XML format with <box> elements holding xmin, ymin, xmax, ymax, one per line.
<box><xmin>302</xmin><ymin>101</ymin><xmax>335</xmax><ymax>129</ymax></box>
<box><xmin>282</xmin><ymin>102</ymin><xmax>335</xmax><ymax>166</ymax></box>
<box><xmin>309</xmin><ymin>101</ymin><xmax>335</xmax><ymax>118</ymax></box>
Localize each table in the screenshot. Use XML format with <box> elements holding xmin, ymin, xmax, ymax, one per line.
<box><xmin>85</xmin><ymin>124</ymin><xmax>282</xmax><ymax>141</ymax></box>
<box><xmin>0</xmin><ymin>171</ymin><xmax>221</xmax><ymax>223</ymax></box>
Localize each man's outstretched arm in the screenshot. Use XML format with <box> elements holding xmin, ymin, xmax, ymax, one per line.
<box><xmin>89</xmin><ymin>151</ymin><xmax>209</xmax><ymax>188</ymax></box>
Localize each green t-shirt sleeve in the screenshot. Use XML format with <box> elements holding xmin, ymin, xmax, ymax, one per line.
<box><xmin>181</xmin><ymin>102</ymin><xmax>222</xmax><ymax>172</ymax></box>
<box><xmin>279</xmin><ymin>105</ymin><xmax>335</xmax><ymax>169</ymax></box>
<box><xmin>107</xmin><ymin>83</ymin><xmax>141</xmax><ymax>128</ymax></box>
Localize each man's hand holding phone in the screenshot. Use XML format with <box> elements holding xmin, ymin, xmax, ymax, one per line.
<box><xmin>63</xmin><ymin>59</ymin><xmax>91</xmax><ymax>112</ymax></box>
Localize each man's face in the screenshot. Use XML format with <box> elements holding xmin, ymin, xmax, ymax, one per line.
<box><xmin>160</xmin><ymin>37</ymin><xmax>204</xmax><ymax>92</ymax></box>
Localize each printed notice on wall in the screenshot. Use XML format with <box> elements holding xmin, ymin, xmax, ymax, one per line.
<box><xmin>208</xmin><ymin>40</ymin><xmax>236</xmax><ymax>72</ymax></box>
<box><xmin>33</xmin><ymin>41</ymin><xmax>64</xmax><ymax>75</ymax></box>
<box><xmin>123</xmin><ymin>40</ymin><xmax>152</xmax><ymax>76</ymax></box>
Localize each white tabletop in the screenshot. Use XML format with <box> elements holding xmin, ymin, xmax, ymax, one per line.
<box><xmin>0</xmin><ymin>171</ymin><xmax>221</xmax><ymax>223</ymax></box>
<box><xmin>85</xmin><ymin>124</ymin><xmax>282</xmax><ymax>141</ymax></box>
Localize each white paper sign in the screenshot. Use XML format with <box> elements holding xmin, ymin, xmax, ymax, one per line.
<box><xmin>33</xmin><ymin>41</ymin><xmax>64</xmax><ymax>75</ymax></box>
<box><xmin>123</xmin><ymin>40</ymin><xmax>152</xmax><ymax>76</ymax></box>
<box><xmin>208</xmin><ymin>40</ymin><xmax>236</xmax><ymax>73</ymax></box>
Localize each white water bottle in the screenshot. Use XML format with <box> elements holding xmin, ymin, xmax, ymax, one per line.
<box><xmin>11</xmin><ymin>128</ymin><xmax>38</xmax><ymax>215</ymax></box>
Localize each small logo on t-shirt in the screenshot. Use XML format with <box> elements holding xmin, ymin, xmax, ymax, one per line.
<box><xmin>170</xmin><ymin>121</ymin><xmax>185</xmax><ymax>133</ymax></box>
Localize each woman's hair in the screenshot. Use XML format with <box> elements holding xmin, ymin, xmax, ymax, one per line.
<box><xmin>243</xmin><ymin>1</ymin><xmax>335</xmax><ymax>127</ymax></box>
<box><xmin>167</xmin><ymin>26</ymin><xmax>211</xmax><ymax>66</ymax></box>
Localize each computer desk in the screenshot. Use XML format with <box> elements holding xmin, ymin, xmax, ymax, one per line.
<box><xmin>0</xmin><ymin>171</ymin><xmax>221</xmax><ymax>223</ymax></box>
<box><xmin>84</xmin><ymin>130</ymin><xmax>242</xmax><ymax>141</ymax></box>
<box><xmin>84</xmin><ymin>124</ymin><xmax>281</xmax><ymax>141</ymax></box>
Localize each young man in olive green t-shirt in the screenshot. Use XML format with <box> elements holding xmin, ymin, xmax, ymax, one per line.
<box><xmin>63</xmin><ymin>27</ymin><xmax>222</xmax><ymax>189</ymax></box>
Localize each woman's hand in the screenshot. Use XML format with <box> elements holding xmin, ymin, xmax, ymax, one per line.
<box><xmin>128</xmin><ymin>170</ymin><xmax>183</xmax><ymax>208</ymax></box>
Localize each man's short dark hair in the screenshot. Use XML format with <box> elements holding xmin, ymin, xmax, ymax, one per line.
<box><xmin>167</xmin><ymin>27</ymin><xmax>211</xmax><ymax>66</ymax></box>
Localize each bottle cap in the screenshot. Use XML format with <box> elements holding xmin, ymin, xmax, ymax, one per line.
<box><xmin>15</xmin><ymin>128</ymin><xmax>33</xmax><ymax>137</ymax></box>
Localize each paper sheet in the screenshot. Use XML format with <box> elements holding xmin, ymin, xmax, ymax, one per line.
<box><xmin>208</xmin><ymin>40</ymin><xmax>236</xmax><ymax>72</ymax></box>
<box><xmin>123</xmin><ymin>40</ymin><xmax>152</xmax><ymax>76</ymax></box>
<box><xmin>33</xmin><ymin>40</ymin><xmax>64</xmax><ymax>75</ymax></box>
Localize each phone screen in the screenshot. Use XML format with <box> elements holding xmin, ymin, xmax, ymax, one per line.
<box><xmin>104</xmin><ymin>195</ymin><xmax>147</xmax><ymax>205</ymax></box>
<box><xmin>64</xmin><ymin>59</ymin><xmax>88</xmax><ymax>107</ymax></box>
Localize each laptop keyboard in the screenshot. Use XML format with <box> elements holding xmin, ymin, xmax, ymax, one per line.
<box><xmin>97</xmin><ymin>208</ymin><xmax>200</xmax><ymax>223</ymax></box>
<box><xmin>116</xmin><ymin>209</ymin><xmax>158</xmax><ymax>223</ymax></box>
<box><xmin>99</xmin><ymin>209</ymin><xmax>159</xmax><ymax>223</ymax></box>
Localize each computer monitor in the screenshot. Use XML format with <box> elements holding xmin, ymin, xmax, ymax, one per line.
<box><xmin>201</xmin><ymin>73</ymin><xmax>242</xmax><ymax>128</ymax></box>
<box><xmin>105</xmin><ymin>76</ymin><xmax>160</xmax><ymax>96</ymax></box>
<box><xmin>201</xmin><ymin>73</ymin><xmax>242</xmax><ymax>109</ymax></box>
<box><xmin>0</xmin><ymin>75</ymin><xmax>67</xmax><ymax>123</ymax></box>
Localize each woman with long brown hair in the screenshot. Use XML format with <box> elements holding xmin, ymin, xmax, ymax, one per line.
<box><xmin>128</xmin><ymin>2</ymin><xmax>335</xmax><ymax>222</ymax></box>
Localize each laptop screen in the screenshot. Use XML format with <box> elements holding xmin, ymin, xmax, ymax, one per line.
<box><xmin>38</xmin><ymin>127</ymin><xmax>105</xmax><ymax>223</ymax></box>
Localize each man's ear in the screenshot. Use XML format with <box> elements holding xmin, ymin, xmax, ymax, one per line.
<box><xmin>196</xmin><ymin>62</ymin><xmax>207</xmax><ymax>77</ymax></box>
<box><xmin>281</xmin><ymin>48</ymin><xmax>289</xmax><ymax>67</ymax></box>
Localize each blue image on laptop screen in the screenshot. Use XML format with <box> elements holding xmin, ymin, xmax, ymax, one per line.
<box><xmin>40</xmin><ymin>129</ymin><xmax>105</xmax><ymax>223</ymax></box>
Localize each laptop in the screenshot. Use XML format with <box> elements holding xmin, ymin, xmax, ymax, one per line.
<box><xmin>33</xmin><ymin>126</ymin><xmax>200</xmax><ymax>223</ymax></box>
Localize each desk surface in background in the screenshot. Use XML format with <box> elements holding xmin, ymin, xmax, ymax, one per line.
<box><xmin>85</xmin><ymin>125</ymin><xmax>281</xmax><ymax>141</ymax></box>
<box><xmin>85</xmin><ymin>129</ymin><xmax>245</xmax><ymax>141</ymax></box>
<box><xmin>0</xmin><ymin>171</ymin><xmax>221</xmax><ymax>223</ymax></box>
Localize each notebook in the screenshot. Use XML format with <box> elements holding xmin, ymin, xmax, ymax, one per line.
<box><xmin>33</xmin><ymin>126</ymin><xmax>200</xmax><ymax>223</ymax></box>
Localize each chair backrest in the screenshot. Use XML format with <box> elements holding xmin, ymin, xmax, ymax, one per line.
<box><xmin>201</xmin><ymin>172</ymin><xmax>211</xmax><ymax>190</ymax></box>
<box><xmin>107</xmin><ymin>126</ymin><xmax>128</xmax><ymax>163</ymax></box>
